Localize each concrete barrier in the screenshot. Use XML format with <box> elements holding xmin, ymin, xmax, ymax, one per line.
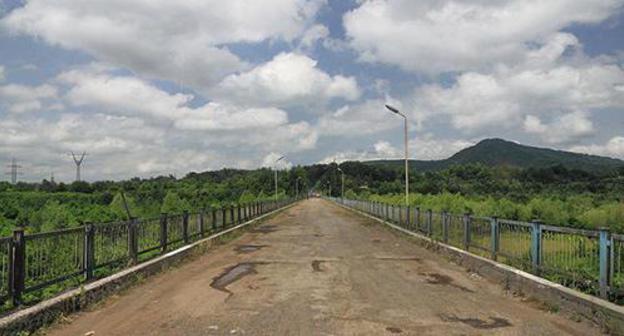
<box><xmin>332</xmin><ymin>200</ymin><xmax>624</xmax><ymax>335</ymax></box>
<box><xmin>0</xmin><ymin>202</ymin><xmax>298</xmax><ymax>336</ymax></box>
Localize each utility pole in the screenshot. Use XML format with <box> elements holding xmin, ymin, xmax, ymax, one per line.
<box><xmin>70</xmin><ymin>152</ymin><xmax>87</xmax><ymax>182</ymax></box>
<box><xmin>274</xmin><ymin>156</ymin><xmax>285</xmax><ymax>201</ymax></box>
<box><xmin>385</xmin><ymin>104</ymin><xmax>410</xmax><ymax>207</ymax></box>
<box><xmin>337</xmin><ymin>167</ymin><xmax>345</xmax><ymax>200</ymax></box>
<box><xmin>5</xmin><ymin>158</ymin><xmax>22</xmax><ymax>184</ymax></box>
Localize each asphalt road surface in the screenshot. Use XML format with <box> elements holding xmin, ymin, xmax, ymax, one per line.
<box><xmin>46</xmin><ymin>199</ymin><xmax>602</xmax><ymax>335</ymax></box>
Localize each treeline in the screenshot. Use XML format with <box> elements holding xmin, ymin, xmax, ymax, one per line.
<box><xmin>0</xmin><ymin>168</ymin><xmax>309</xmax><ymax>235</ymax></box>
<box><xmin>2</xmin><ymin>161</ymin><xmax>624</xmax><ymax>235</ymax></box>
<box><xmin>319</xmin><ymin>163</ymin><xmax>624</xmax><ymax>232</ymax></box>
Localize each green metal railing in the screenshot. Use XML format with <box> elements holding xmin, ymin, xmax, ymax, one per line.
<box><xmin>0</xmin><ymin>197</ymin><xmax>300</xmax><ymax>311</ymax></box>
<box><xmin>330</xmin><ymin>197</ymin><xmax>624</xmax><ymax>303</ymax></box>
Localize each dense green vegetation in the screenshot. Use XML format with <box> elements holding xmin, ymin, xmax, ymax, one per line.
<box><xmin>319</xmin><ymin>163</ymin><xmax>624</xmax><ymax>232</ymax></box>
<box><xmin>3</xmin><ymin>138</ymin><xmax>624</xmax><ymax>236</ymax></box>
<box><xmin>0</xmin><ymin>168</ymin><xmax>308</xmax><ymax>236</ymax></box>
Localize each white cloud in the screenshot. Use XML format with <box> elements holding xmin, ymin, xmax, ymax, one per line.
<box><xmin>262</xmin><ymin>153</ymin><xmax>293</xmax><ymax>169</ymax></box>
<box><xmin>318</xmin><ymin>99</ymin><xmax>404</xmax><ymax>136</ymax></box>
<box><xmin>569</xmin><ymin>137</ymin><xmax>624</xmax><ymax>159</ymax></box>
<box><xmin>524</xmin><ymin>112</ymin><xmax>594</xmax><ymax>144</ymax></box>
<box><xmin>344</xmin><ymin>0</ymin><xmax>623</xmax><ymax>73</ymax></box>
<box><xmin>322</xmin><ymin>135</ymin><xmax>474</xmax><ymax>163</ymax></box>
<box><xmin>412</xmin><ymin>33</ymin><xmax>624</xmax><ymax>133</ymax></box>
<box><xmin>3</xmin><ymin>0</ymin><xmax>325</xmax><ymax>89</ymax></box>
<box><xmin>213</xmin><ymin>53</ymin><xmax>360</xmax><ymax>108</ymax></box>
<box><xmin>299</xmin><ymin>24</ymin><xmax>329</xmax><ymax>50</ymax></box>
<box><xmin>0</xmin><ymin>66</ymin><xmax>4</xmax><ymax>82</ymax></box>
<box><xmin>0</xmin><ymin>83</ymin><xmax>58</xmax><ymax>113</ymax></box>
<box><xmin>59</xmin><ymin>66</ymin><xmax>290</xmax><ymax>131</ymax></box>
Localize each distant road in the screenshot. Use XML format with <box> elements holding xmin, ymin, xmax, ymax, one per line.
<box><xmin>46</xmin><ymin>199</ymin><xmax>599</xmax><ymax>335</ymax></box>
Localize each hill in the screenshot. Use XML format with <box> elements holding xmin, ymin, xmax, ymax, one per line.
<box><xmin>365</xmin><ymin>138</ymin><xmax>624</xmax><ymax>174</ymax></box>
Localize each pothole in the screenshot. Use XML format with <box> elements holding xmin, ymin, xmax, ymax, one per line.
<box><xmin>250</xmin><ymin>225</ymin><xmax>278</xmax><ymax>234</ymax></box>
<box><xmin>311</xmin><ymin>260</ymin><xmax>324</xmax><ymax>272</ymax></box>
<box><xmin>386</xmin><ymin>326</ymin><xmax>402</xmax><ymax>333</ymax></box>
<box><xmin>211</xmin><ymin>262</ymin><xmax>266</xmax><ymax>296</ymax></box>
<box><xmin>419</xmin><ymin>272</ymin><xmax>475</xmax><ymax>293</ymax></box>
<box><xmin>234</xmin><ymin>245</ymin><xmax>268</xmax><ymax>254</ymax></box>
<box><xmin>439</xmin><ymin>314</ymin><xmax>512</xmax><ymax>329</ymax></box>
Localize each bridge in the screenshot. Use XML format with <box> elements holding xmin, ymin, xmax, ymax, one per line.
<box><xmin>39</xmin><ymin>199</ymin><xmax>600</xmax><ymax>335</ymax></box>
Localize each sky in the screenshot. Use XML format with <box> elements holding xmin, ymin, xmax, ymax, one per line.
<box><xmin>0</xmin><ymin>0</ymin><xmax>624</xmax><ymax>182</ymax></box>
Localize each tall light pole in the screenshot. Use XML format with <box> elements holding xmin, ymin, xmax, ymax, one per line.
<box><xmin>296</xmin><ymin>176</ymin><xmax>302</xmax><ymax>198</ymax></box>
<box><xmin>274</xmin><ymin>156</ymin><xmax>285</xmax><ymax>201</ymax></box>
<box><xmin>337</xmin><ymin>167</ymin><xmax>345</xmax><ymax>201</ymax></box>
<box><xmin>385</xmin><ymin>104</ymin><xmax>409</xmax><ymax>207</ymax></box>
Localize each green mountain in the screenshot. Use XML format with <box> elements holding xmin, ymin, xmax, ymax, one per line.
<box><xmin>365</xmin><ymin>138</ymin><xmax>624</xmax><ymax>173</ymax></box>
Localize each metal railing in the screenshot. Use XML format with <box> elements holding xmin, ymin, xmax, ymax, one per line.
<box><xmin>0</xmin><ymin>198</ymin><xmax>299</xmax><ymax>310</ymax></box>
<box><xmin>329</xmin><ymin>197</ymin><xmax>624</xmax><ymax>303</ymax></box>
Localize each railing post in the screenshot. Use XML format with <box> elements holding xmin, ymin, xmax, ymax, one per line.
<box><xmin>463</xmin><ymin>213</ymin><xmax>471</xmax><ymax>250</ymax></box>
<box><xmin>211</xmin><ymin>208</ymin><xmax>217</xmax><ymax>232</ymax></box>
<box><xmin>128</xmin><ymin>218</ymin><xmax>138</xmax><ymax>264</ymax></box>
<box><xmin>426</xmin><ymin>210</ymin><xmax>433</xmax><ymax>236</ymax></box>
<box><xmin>406</xmin><ymin>206</ymin><xmax>411</xmax><ymax>229</ymax></box>
<box><xmin>237</xmin><ymin>205</ymin><xmax>242</xmax><ymax>224</ymax></box>
<box><xmin>442</xmin><ymin>211</ymin><xmax>449</xmax><ymax>243</ymax></box>
<box><xmin>182</xmin><ymin>211</ymin><xmax>189</xmax><ymax>244</ymax></box>
<box><xmin>160</xmin><ymin>213</ymin><xmax>168</xmax><ymax>253</ymax></box>
<box><xmin>386</xmin><ymin>203</ymin><xmax>390</xmax><ymax>221</ymax></box>
<box><xmin>199</xmin><ymin>209</ymin><xmax>205</xmax><ymax>238</ymax></box>
<box><xmin>222</xmin><ymin>207</ymin><xmax>227</xmax><ymax>228</ymax></box>
<box><xmin>84</xmin><ymin>222</ymin><xmax>95</xmax><ymax>281</ymax></box>
<box><xmin>230</xmin><ymin>206</ymin><xmax>235</xmax><ymax>226</ymax></box>
<box><xmin>490</xmin><ymin>217</ymin><xmax>499</xmax><ymax>261</ymax></box>
<box><xmin>415</xmin><ymin>207</ymin><xmax>420</xmax><ymax>231</ymax></box>
<box><xmin>11</xmin><ymin>228</ymin><xmax>25</xmax><ymax>306</ymax></box>
<box><xmin>531</xmin><ymin>219</ymin><xmax>542</xmax><ymax>275</ymax></box>
<box><xmin>599</xmin><ymin>227</ymin><xmax>612</xmax><ymax>300</ymax></box>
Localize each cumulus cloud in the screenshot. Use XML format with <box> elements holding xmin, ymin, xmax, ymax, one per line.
<box><xmin>318</xmin><ymin>99</ymin><xmax>408</xmax><ymax>136</ymax></box>
<box><xmin>411</xmin><ymin>33</ymin><xmax>624</xmax><ymax>133</ymax></box>
<box><xmin>524</xmin><ymin>113</ymin><xmax>594</xmax><ymax>144</ymax></box>
<box><xmin>3</xmin><ymin>0</ymin><xmax>325</xmax><ymax>89</ymax></box>
<box><xmin>569</xmin><ymin>137</ymin><xmax>624</xmax><ymax>159</ymax></box>
<box><xmin>322</xmin><ymin>135</ymin><xmax>474</xmax><ymax>163</ymax></box>
<box><xmin>213</xmin><ymin>53</ymin><xmax>360</xmax><ymax>108</ymax></box>
<box><xmin>59</xmin><ymin>66</ymin><xmax>290</xmax><ymax>131</ymax></box>
<box><xmin>344</xmin><ymin>0</ymin><xmax>623</xmax><ymax>73</ymax></box>
<box><xmin>0</xmin><ymin>83</ymin><xmax>58</xmax><ymax>113</ymax></box>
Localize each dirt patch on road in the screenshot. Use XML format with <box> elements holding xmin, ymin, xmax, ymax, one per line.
<box><xmin>439</xmin><ymin>314</ymin><xmax>512</xmax><ymax>329</ymax></box>
<box><xmin>311</xmin><ymin>260</ymin><xmax>324</xmax><ymax>272</ymax></box>
<box><xmin>233</xmin><ymin>244</ymin><xmax>268</xmax><ymax>254</ymax></box>
<box><xmin>250</xmin><ymin>225</ymin><xmax>278</xmax><ymax>234</ymax></box>
<box><xmin>420</xmin><ymin>272</ymin><xmax>475</xmax><ymax>293</ymax></box>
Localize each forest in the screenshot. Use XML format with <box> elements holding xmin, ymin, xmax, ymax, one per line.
<box><xmin>2</xmin><ymin>161</ymin><xmax>624</xmax><ymax>236</ymax></box>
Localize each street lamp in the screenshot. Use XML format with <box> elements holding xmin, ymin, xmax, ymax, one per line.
<box><xmin>385</xmin><ymin>104</ymin><xmax>409</xmax><ymax>207</ymax></box>
<box><xmin>295</xmin><ymin>176</ymin><xmax>302</xmax><ymax>198</ymax></box>
<box><xmin>274</xmin><ymin>156</ymin><xmax>285</xmax><ymax>201</ymax></box>
<box><xmin>337</xmin><ymin>167</ymin><xmax>345</xmax><ymax>201</ymax></box>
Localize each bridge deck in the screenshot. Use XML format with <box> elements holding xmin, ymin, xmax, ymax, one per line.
<box><xmin>46</xmin><ymin>199</ymin><xmax>600</xmax><ymax>335</ymax></box>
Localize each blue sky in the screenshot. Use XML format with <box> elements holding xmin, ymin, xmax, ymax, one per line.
<box><xmin>1</xmin><ymin>0</ymin><xmax>624</xmax><ymax>182</ymax></box>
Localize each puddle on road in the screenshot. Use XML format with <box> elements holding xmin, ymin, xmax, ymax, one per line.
<box><xmin>311</xmin><ymin>260</ymin><xmax>324</xmax><ymax>272</ymax></box>
<box><xmin>375</xmin><ymin>256</ymin><xmax>421</xmax><ymax>262</ymax></box>
<box><xmin>439</xmin><ymin>314</ymin><xmax>512</xmax><ymax>329</ymax></box>
<box><xmin>234</xmin><ymin>245</ymin><xmax>268</xmax><ymax>254</ymax></box>
<box><xmin>251</xmin><ymin>225</ymin><xmax>278</xmax><ymax>234</ymax></box>
<box><xmin>420</xmin><ymin>272</ymin><xmax>475</xmax><ymax>293</ymax></box>
<box><xmin>386</xmin><ymin>326</ymin><xmax>402</xmax><ymax>333</ymax></box>
<box><xmin>211</xmin><ymin>262</ymin><xmax>266</xmax><ymax>296</ymax></box>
